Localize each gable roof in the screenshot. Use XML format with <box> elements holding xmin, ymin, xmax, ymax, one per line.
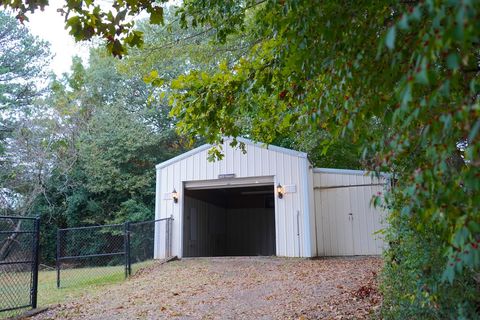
<box><xmin>155</xmin><ymin>137</ymin><xmax>308</xmax><ymax>170</ymax></box>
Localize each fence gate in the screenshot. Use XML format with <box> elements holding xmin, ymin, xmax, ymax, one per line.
<box><xmin>56</xmin><ymin>223</ymin><xmax>126</xmax><ymax>288</ymax></box>
<box><xmin>56</xmin><ymin>217</ymin><xmax>173</xmax><ymax>288</ymax></box>
<box><xmin>0</xmin><ymin>216</ymin><xmax>40</xmax><ymax>313</ymax></box>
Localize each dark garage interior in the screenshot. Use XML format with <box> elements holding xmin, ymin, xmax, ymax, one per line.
<box><xmin>182</xmin><ymin>185</ymin><xmax>275</xmax><ymax>257</ymax></box>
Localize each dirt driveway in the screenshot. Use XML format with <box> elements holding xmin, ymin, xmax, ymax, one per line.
<box><xmin>34</xmin><ymin>257</ymin><xmax>382</xmax><ymax>320</ymax></box>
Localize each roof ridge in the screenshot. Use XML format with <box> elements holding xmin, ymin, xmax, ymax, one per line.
<box><xmin>156</xmin><ymin>137</ymin><xmax>308</xmax><ymax>170</ymax></box>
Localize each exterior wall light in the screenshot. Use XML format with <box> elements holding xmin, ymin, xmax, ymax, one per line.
<box><xmin>277</xmin><ymin>184</ymin><xmax>285</xmax><ymax>199</ymax></box>
<box><xmin>171</xmin><ymin>189</ymin><xmax>179</xmax><ymax>203</ymax></box>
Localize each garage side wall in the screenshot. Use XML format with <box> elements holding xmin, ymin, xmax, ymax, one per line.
<box><xmin>155</xmin><ymin>139</ymin><xmax>315</xmax><ymax>258</ymax></box>
<box><xmin>313</xmin><ymin>169</ymin><xmax>387</xmax><ymax>256</ymax></box>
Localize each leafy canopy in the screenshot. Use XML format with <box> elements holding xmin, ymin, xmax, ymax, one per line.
<box><xmin>2</xmin><ymin>0</ymin><xmax>169</xmax><ymax>57</ymax></box>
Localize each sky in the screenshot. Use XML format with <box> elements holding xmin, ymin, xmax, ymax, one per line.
<box><xmin>26</xmin><ymin>0</ymin><xmax>95</xmax><ymax>76</ymax></box>
<box><xmin>25</xmin><ymin>0</ymin><xmax>179</xmax><ymax>77</ymax></box>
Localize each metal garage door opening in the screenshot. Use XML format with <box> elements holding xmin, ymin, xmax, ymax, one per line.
<box><xmin>182</xmin><ymin>185</ymin><xmax>276</xmax><ymax>257</ymax></box>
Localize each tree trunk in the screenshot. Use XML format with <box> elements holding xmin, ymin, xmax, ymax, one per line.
<box><xmin>0</xmin><ymin>219</ymin><xmax>22</xmax><ymax>261</ymax></box>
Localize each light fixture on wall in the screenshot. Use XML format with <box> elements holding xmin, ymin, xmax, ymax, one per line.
<box><xmin>171</xmin><ymin>189</ymin><xmax>178</xmax><ymax>203</ymax></box>
<box><xmin>277</xmin><ymin>184</ymin><xmax>285</xmax><ymax>199</ymax></box>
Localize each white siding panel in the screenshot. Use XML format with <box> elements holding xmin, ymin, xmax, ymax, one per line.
<box><xmin>308</xmin><ymin>167</ymin><xmax>316</xmax><ymax>256</ymax></box>
<box><xmin>319</xmin><ymin>188</ymin><xmax>332</xmax><ymax>255</ymax></box>
<box><xmin>289</xmin><ymin>156</ymin><xmax>299</xmax><ymax>257</ymax></box>
<box><xmin>314</xmin><ymin>188</ymin><xmax>324</xmax><ymax>255</ymax></box>
<box><xmin>239</xmin><ymin>145</ymin><xmax>247</xmax><ymax>176</ymax></box>
<box><xmin>313</xmin><ymin>171</ymin><xmax>387</xmax><ymax>256</ymax></box>
<box><xmin>278</xmin><ymin>152</ymin><xmax>287</xmax><ymax>256</ymax></box>
<box><xmin>260</xmin><ymin>148</ymin><xmax>269</xmax><ymax>175</ymax></box>
<box><xmin>193</xmin><ymin>152</ymin><xmax>200</xmax><ymax>181</ymax></box>
<box><xmin>186</xmin><ymin>156</ymin><xmax>194</xmax><ymax>182</ymax></box>
<box><xmin>226</xmin><ymin>141</ymin><xmax>234</xmax><ymax>174</ymax></box>
<box><xmin>284</xmin><ymin>152</ymin><xmax>292</xmax><ymax>256</ymax></box>
<box><xmin>154</xmin><ymin>168</ymin><xmax>162</xmax><ymax>258</ymax></box>
<box><xmin>268</xmin><ymin>147</ymin><xmax>276</xmax><ymax>174</ymax></box>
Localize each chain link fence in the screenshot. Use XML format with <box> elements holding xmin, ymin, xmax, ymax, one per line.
<box><xmin>56</xmin><ymin>217</ymin><xmax>173</xmax><ymax>288</ymax></box>
<box><xmin>56</xmin><ymin>223</ymin><xmax>126</xmax><ymax>288</ymax></box>
<box><xmin>0</xmin><ymin>215</ymin><xmax>40</xmax><ymax>314</ymax></box>
<box><xmin>129</xmin><ymin>218</ymin><xmax>172</xmax><ymax>274</ymax></box>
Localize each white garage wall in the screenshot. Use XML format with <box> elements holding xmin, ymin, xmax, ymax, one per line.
<box><xmin>155</xmin><ymin>138</ymin><xmax>315</xmax><ymax>258</ymax></box>
<box><xmin>313</xmin><ymin>169</ymin><xmax>387</xmax><ymax>256</ymax></box>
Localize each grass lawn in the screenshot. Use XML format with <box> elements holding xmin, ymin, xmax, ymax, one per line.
<box><xmin>0</xmin><ymin>261</ymin><xmax>154</xmax><ymax>319</ymax></box>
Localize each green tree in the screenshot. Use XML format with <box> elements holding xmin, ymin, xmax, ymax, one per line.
<box><xmin>0</xmin><ymin>10</ymin><xmax>52</xmax><ymax>219</ymax></box>
<box><xmin>32</xmin><ymin>50</ymin><xmax>190</xmax><ymax>263</ymax></box>
<box><xmin>0</xmin><ymin>11</ymin><xmax>50</xmax><ymax>110</ymax></box>
<box><xmin>0</xmin><ymin>10</ymin><xmax>52</xmax><ymax>256</ymax></box>
<box><xmin>0</xmin><ymin>11</ymin><xmax>51</xmax><ymax>151</ymax></box>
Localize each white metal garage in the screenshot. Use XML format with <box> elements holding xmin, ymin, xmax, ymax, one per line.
<box><xmin>154</xmin><ymin>138</ymin><xmax>387</xmax><ymax>259</ymax></box>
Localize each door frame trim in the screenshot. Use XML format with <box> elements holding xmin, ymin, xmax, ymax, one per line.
<box><xmin>184</xmin><ymin>176</ymin><xmax>275</xmax><ymax>190</ymax></box>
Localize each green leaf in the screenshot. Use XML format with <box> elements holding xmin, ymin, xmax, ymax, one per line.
<box><xmin>398</xmin><ymin>14</ymin><xmax>409</xmax><ymax>30</ymax></box>
<box><xmin>401</xmin><ymin>83</ymin><xmax>412</xmax><ymax>106</ymax></box>
<box><xmin>468</xmin><ymin>119</ymin><xmax>480</xmax><ymax>142</ymax></box>
<box><xmin>66</xmin><ymin>16</ymin><xmax>83</xmax><ymax>40</ymax></box>
<box><xmin>149</xmin><ymin>6</ymin><xmax>164</xmax><ymax>25</ymax></box>
<box><xmin>385</xmin><ymin>26</ymin><xmax>396</xmax><ymax>49</ymax></box>
<box><xmin>125</xmin><ymin>30</ymin><xmax>144</xmax><ymax>48</ymax></box>
<box><xmin>410</xmin><ymin>6</ymin><xmax>422</xmax><ymax>21</ymax></box>
<box><xmin>441</xmin><ymin>264</ymin><xmax>455</xmax><ymax>284</ymax></box>
<box><xmin>115</xmin><ymin>9</ymin><xmax>127</xmax><ymax>25</ymax></box>
<box><xmin>143</xmin><ymin>70</ymin><xmax>159</xmax><ymax>84</ymax></box>
<box><xmin>453</xmin><ymin>227</ymin><xmax>469</xmax><ymax>247</ymax></box>
<box><xmin>446</xmin><ymin>53</ymin><xmax>459</xmax><ymax>70</ymax></box>
<box><xmin>415</xmin><ymin>65</ymin><xmax>428</xmax><ymax>85</ymax></box>
<box><xmin>111</xmin><ymin>39</ymin><xmax>125</xmax><ymax>57</ymax></box>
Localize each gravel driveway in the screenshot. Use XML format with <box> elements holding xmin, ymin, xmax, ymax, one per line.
<box><xmin>33</xmin><ymin>256</ymin><xmax>382</xmax><ymax>320</ymax></box>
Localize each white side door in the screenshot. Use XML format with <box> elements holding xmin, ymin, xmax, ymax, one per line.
<box><xmin>318</xmin><ymin>188</ymin><xmax>354</xmax><ymax>256</ymax></box>
<box><xmin>349</xmin><ymin>185</ymin><xmax>385</xmax><ymax>255</ymax></box>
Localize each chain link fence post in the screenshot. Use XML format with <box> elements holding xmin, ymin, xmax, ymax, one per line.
<box><xmin>56</xmin><ymin>228</ymin><xmax>61</xmax><ymax>288</ymax></box>
<box><xmin>168</xmin><ymin>214</ymin><xmax>173</xmax><ymax>258</ymax></box>
<box><xmin>165</xmin><ymin>216</ymin><xmax>169</xmax><ymax>258</ymax></box>
<box><xmin>124</xmin><ymin>221</ymin><xmax>131</xmax><ymax>278</ymax></box>
<box><xmin>30</xmin><ymin>216</ymin><xmax>40</xmax><ymax>309</ymax></box>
